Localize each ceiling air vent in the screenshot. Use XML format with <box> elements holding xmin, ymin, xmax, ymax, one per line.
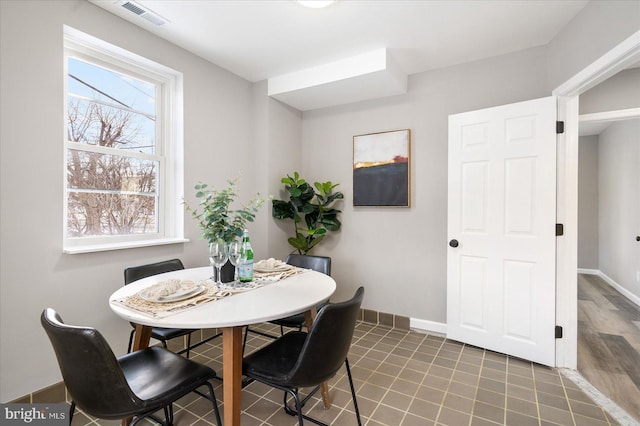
<box><xmin>119</xmin><ymin>1</ymin><xmax>169</xmax><ymax>26</ymax></box>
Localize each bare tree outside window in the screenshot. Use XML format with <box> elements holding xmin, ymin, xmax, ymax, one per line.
<box><xmin>65</xmin><ymin>57</ymin><xmax>159</xmax><ymax>238</ymax></box>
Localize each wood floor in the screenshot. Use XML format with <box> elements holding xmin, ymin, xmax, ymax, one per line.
<box><xmin>578</xmin><ymin>273</ymin><xmax>640</xmax><ymax>420</ymax></box>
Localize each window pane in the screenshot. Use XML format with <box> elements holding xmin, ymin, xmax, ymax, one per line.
<box><xmin>68</xmin><ymin>57</ymin><xmax>155</xmax><ymax>115</ymax></box>
<box><xmin>67</xmin><ymin>192</ymin><xmax>157</xmax><ymax>237</ymax></box>
<box><xmin>67</xmin><ymin>57</ymin><xmax>156</xmax><ymax>154</ymax></box>
<box><xmin>67</xmin><ymin>98</ymin><xmax>156</xmax><ymax>153</ymax></box>
<box><xmin>66</xmin><ymin>150</ymin><xmax>158</xmax><ymax>237</ymax></box>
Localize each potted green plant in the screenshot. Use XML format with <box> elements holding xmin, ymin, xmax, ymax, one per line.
<box><xmin>184</xmin><ymin>178</ymin><xmax>264</xmax><ymax>281</ymax></box>
<box><xmin>272</xmin><ymin>171</ymin><xmax>344</xmax><ymax>255</ymax></box>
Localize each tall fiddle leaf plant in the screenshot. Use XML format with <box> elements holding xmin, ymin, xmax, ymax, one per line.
<box><xmin>185</xmin><ymin>178</ymin><xmax>264</xmax><ymax>244</ymax></box>
<box><xmin>272</xmin><ymin>171</ymin><xmax>343</xmax><ymax>255</ymax></box>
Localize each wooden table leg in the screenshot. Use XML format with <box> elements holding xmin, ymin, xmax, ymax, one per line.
<box><xmin>122</xmin><ymin>325</ymin><xmax>153</xmax><ymax>426</ymax></box>
<box><xmin>304</xmin><ymin>309</ymin><xmax>332</xmax><ymax>409</ymax></box>
<box><xmin>131</xmin><ymin>324</ymin><xmax>152</xmax><ymax>351</ymax></box>
<box><xmin>223</xmin><ymin>326</ymin><xmax>243</xmax><ymax>426</ymax></box>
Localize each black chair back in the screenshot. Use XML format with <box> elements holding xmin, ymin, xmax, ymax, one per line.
<box><xmin>244</xmin><ymin>255</ymin><xmax>332</xmax><ymax>350</ymax></box>
<box><xmin>41</xmin><ymin>309</ymin><xmax>141</xmax><ymax>419</ymax></box>
<box><xmin>124</xmin><ymin>258</ymin><xmax>184</xmax><ymax>285</ymax></box>
<box><xmin>287</xmin><ymin>286</ymin><xmax>363</xmax><ymax>387</ymax></box>
<box><xmin>285</xmin><ymin>254</ymin><xmax>331</xmax><ymax>276</ymax></box>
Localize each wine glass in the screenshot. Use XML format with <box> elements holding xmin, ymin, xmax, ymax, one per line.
<box><xmin>209</xmin><ymin>241</ymin><xmax>228</xmax><ymax>286</ymax></box>
<box><xmin>227</xmin><ymin>240</ymin><xmax>242</xmax><ymax>286</ymax></box>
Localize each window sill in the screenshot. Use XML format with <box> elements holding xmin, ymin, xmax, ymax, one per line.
<box><xmin>63</xmin><ymin>238</ymin><xmax>189</xmax><ymax>254</ymax></box>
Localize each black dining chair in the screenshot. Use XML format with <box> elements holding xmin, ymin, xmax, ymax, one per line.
<box><xmin>41</xmin><ymin>308</ymin><xmax>222</xmax><ymax>426</ymax></box>
<box><xmin>124</xmin><ymin>258</ymin><xmax>221</xmax><ymax>357</ymax></box>
<box><xmin>242</xmin><ymin>254</ymin><xmax>331</xmax><ymax>352</ymax></box>
<box><xmin>272</xmin><ymin>254</ymin><xmax>332</xmax><ymax>330</ymax></box>
<box><xmin>242</xmin><ymin>286</ymin><xmax>364</xmax><ymax>426</ymax></box>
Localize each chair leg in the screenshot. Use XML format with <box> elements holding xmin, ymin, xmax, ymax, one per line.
<box><xmin>163</xmin><ymin>404</ymin><xmax>174</xmax><ymax>425</ymax></box>
<box><xmin>185</xmin><ymin>332</ymin><xmax>192</xmax><ymax>358</ymax></box>
<box><xmin>242</xmin><ymin>326</ymin><xmax>249</xmax><ymax>354</ymax></box>
<box><xmin>282</xmin><ymin>389</ymin><xmax>304</xmax><ymax>425</ymax></box>
<box><xmin>242</xmin><ymin>326</ymin><xmax>279</xmax><ymax>353</ymax></box>
<box><xmin>194</xmin><ymin>381</ymin><xmax>222</xmax><ymax>426</ymax></box>
<box><xmin>69</xmin><ymin>401</ymin><xmax>76</xmax><ymax>424</ymax></box>
<box><xmin>345</xmin><ymin>358</ymin><xmax>362</xmax><ymax>426</ymax></box>
<box><xmin>283</xmin><ymin>387</ymin><xmax>330</xmax><ymax>426</ymax></box>
<box><xmin>284</xmin><ymin>385</ymin><xmax>319</xmax><ymax>414</ymax></box>
<box><xmin>180</xmin><ymin>331</ymin><xmax>222</xmax><ymax>355</ymax></box>
<box><xmin>206</xmin><ymin>381</ymin><xmax>223</xmax><ymax>426</ymax></box>
<box><xmin>127</xmin><ymin>329</ymin><xmax>135</xmax><ymax>353</ymax></box>
<box><xmin>283</xmin><ymin>390</ymin><xmax>294</xmax><ymax>416</ymax></box>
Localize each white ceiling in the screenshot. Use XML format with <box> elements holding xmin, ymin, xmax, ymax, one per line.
<box><xmin>579</xmin><ymin>121</ymin><xmax>613</xmax><ymax>136</ymax></box>
<box><xmin>90</xmin><ymin>0</ymin><xmax>589</xmax><ymax>109</ymax></box>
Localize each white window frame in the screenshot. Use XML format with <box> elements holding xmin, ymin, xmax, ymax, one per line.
<box><xmin>62</xmin><ymin>26</ymin><xmax>186</xmax><ymax>254</ymax></box>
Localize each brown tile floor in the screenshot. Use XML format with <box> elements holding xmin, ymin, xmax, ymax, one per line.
<box><xmin>70</xmin><ymin>322</ymin><xmax>622</xmax><ymax>425</ymax></box>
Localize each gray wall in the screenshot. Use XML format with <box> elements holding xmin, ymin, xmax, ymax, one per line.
<box><xmin>0</xmin><ymin>0</ymin><xmax>265</xmax><ymax>401</ymax></box>
<box><xmin>578</xmin><ymin>136</ymin><xmax>599</xmax><ymax>269</ymax></box>
<box><xmin>301</xmin><ymin>46</ymin><xmax>549</xmax><ymax>318</ymax></box>
<box><xmin>545</xmin><ymin>0</ymin><xmax>640</xmax><ymax>92</ymax></box>
<box><xmin>250</xmin><ymin>80</ymin><xmax>305</xmax><ymax>258</ymax></box>
<box><xmin>598</xmin><ymin>120</ymin><xmax>640</xmax><ymax>299</ymax></box>
<box><xmin>252</xmin><ymin>81</ymin><xmax>305</xmax><ymax>258</ymax></box>
<box><xmin>580</xmin><ymin>68</ymin><xmax>640</xmax><ymax>114</ymax></box>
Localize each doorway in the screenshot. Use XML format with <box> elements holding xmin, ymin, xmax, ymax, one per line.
<box><xmin>553</xmin><ymin>29</ymin><xmax>640</xmax><ymax>370</ymax></box>
<box><xmin>577</xmin><ymin>110</ymin><xmax>640</xmax><ymax>419</ymax></box>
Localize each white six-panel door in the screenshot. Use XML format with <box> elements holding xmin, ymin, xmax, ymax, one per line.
<box><xmin>447</xmin><ymin>96</ymin><xmax>557</xmax><ymax>366</ymax></box>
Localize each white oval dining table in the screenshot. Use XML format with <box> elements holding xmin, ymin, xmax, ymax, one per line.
<box><xmin>109</xmin><ymin>266</ymin><xmax>336</xmax><ymax>426</ymax></box>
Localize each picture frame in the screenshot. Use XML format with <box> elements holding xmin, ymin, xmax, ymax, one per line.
<box><xmin>353</xmin><ymin>129</ymin><xmax>410</xmax><ymax>207</ymax></box>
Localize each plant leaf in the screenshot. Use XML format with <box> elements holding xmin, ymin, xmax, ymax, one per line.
<box><xmin>272</xmin><ymin>172</ymin><xmax>342</xmax><ymax>252</ymax></box>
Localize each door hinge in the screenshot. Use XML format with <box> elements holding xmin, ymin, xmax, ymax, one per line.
<box><xmin>556</xmin><ymin>223</ymin><xmax>564</xmax><ymax>236</ymax></box>
<box><xmin>556</xmin><ymin>121</ymin><xmax>565</xmax><ymax>134</ymax></box>
<box><xmin>555</xmin><ymin>325</ymin><xmax>563</xmax><ymax>339</ymax></box>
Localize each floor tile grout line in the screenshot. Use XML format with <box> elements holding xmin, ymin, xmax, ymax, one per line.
<box><xmin>398</xmin><ymin>329</ymin><xmax>445</xmax><ymax>425</ymax></box>
<box><xmin>530</xmin><ymin>359</ymin><xmax>544</xmax><ymax>426</ymax></box>
<box><xmin>555</xmin><ymin>367</ymin><xmax>579</xmax><ymax>426</ymax></box>
<box><xmin>503</xmin><ymin>356</ymin><xmax>509</xmax><ymax>426</ymax></box>
<box><xmin>369</xmin><ymin>326</ymin><xmax>445</xmax><ymax>425</ymax></box>
<box><xmin>416</xmin><ymin>333</ymin><xmax>450</xmax><ymax>424</ymax></box>
<box><xmin>439</xmin><ymin>340</ymin><xmax>473</xmax><ymax>426</ymax></box>
<box><xmin>560</xmin><ymin>368</ymin><xmax>638</xmax><ymax>426</ymax></box>
<box><xmin>410</xmin><ymin>341</ymin><xmax>552</xmax><ymax>423</ymax></box>
<box><xmin>355</xmin><ymin>325</ymin><xmax>414</xmax><ymax>425</ymax></box>
<box><xmin>467</xmin><ymin>346</ymin><xmax>489</xmax><ymax>425</ymax></box>
<box><xmin>504</xmin><ymin>356</ymin><xmax>538</xmax><ymax>426</ymax></box>
<box><xmin>396</xmin><ymin>328</ymin><xmax>434</xmax><ymax>426</ymax></box>
<box><xmin>445</xmin><ymin>344</ymin><xmax>506</xmax><ymax>424</ymax></box>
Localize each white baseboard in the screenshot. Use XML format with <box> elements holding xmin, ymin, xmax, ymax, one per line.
<box><xmin>581</xmin><ymin>269</ymin><xmax>640</xmax><ymax>308</ymax></box>
<box><xmin>598</xmin><ymin>271</ymin><xmax>640</xmax><ymax>308</ymax></box>
<box><xmin>410</xmin><ymin>318</ymin><xmax>447</xmax><ymax>336</ymax></box>
<box><xmin>409</xmin><ymin>269</ymin><xmax>639</xmax><ymax>338</ymax></box>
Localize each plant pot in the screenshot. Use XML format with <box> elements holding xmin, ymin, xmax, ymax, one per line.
<box><xmin>213</xmin><ymin>260</ymin><xmax>235</xmax><ymax>283</ymax></box>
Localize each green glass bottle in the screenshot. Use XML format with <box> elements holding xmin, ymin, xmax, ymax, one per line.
<box><xmin>239</xmin><ymin>229</ymin><xmax>254</xmax><ymax>282</ymax></box>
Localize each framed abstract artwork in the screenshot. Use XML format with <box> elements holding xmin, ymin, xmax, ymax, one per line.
<box><xmin>353</xmin><ymin>129</ymin><xmax>410</xmax><ymax>207</ymax></box>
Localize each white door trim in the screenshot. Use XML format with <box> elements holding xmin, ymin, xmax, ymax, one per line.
<box><xmin>579</xmin><ymin>108</ymin><xmax>640</xmax><ymax>124</ymax></box>
<box><xmin>553</xmin><ymin>31</ymin><xmax>640</xmax><ymax>97</ymax></box>
<box><xmin>553</xmin><ymin>30</ymin><xmax>640</xmax><ymax>369</ymax></box>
